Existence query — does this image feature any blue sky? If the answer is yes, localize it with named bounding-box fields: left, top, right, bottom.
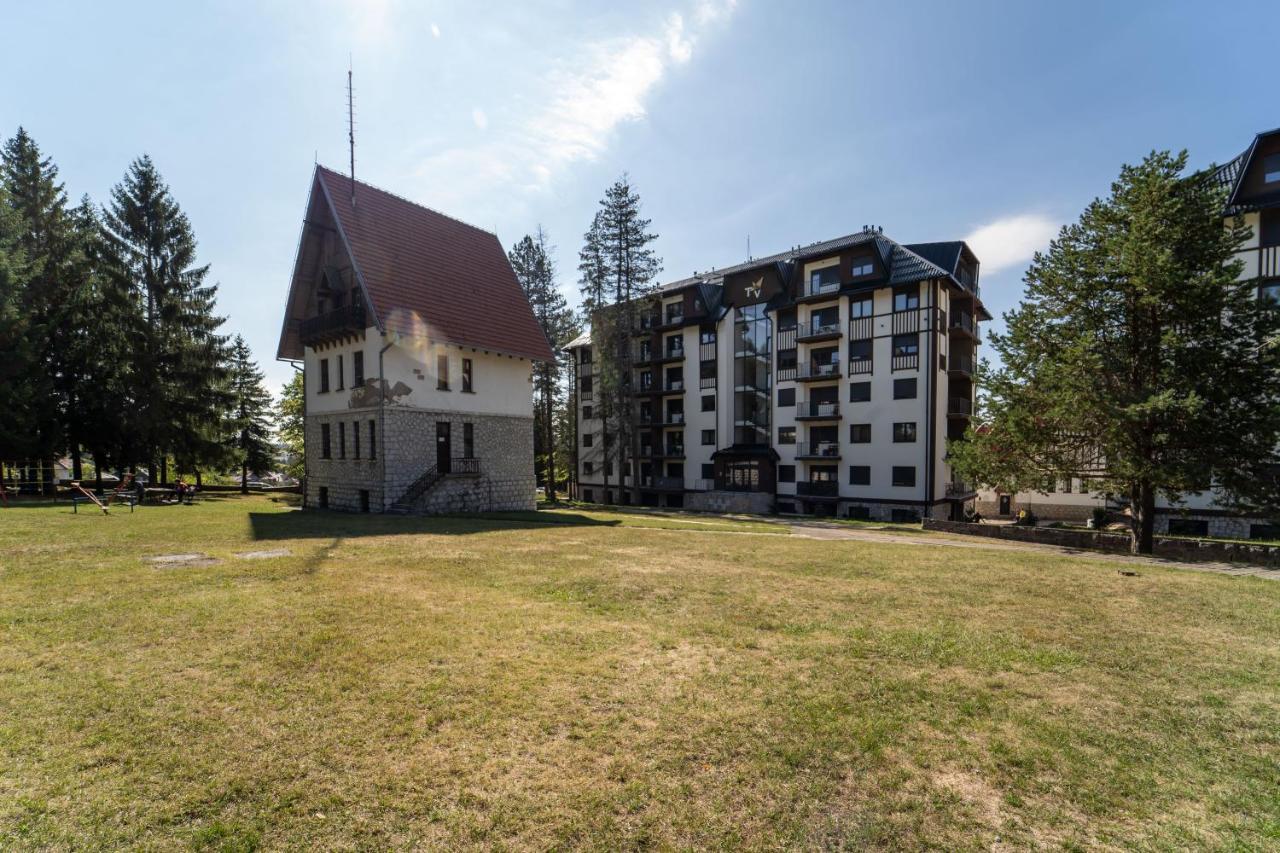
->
left=2, top=0, right=1275, bottom=394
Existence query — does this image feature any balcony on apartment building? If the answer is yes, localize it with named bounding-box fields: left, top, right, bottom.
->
left=796, top=275, right=842, bottom=305
left=796, top=480, right=839, bottom=498
left=634, top=309, right=660, bottom=334
left=661, top=377, right=685, bottom=394
left=945, top=480, right=976, bottom=498
left=299, top=303, right=366, bottom=346
left=795, top=359, right=841, bottom=382
left=634, top=343, right=654, bottom=363
left=948, top=352, right=976, bottom=378
left=947, top=396, right=974, bottom=417
left=656, top=442, right=686, bottom=459
left=795, top=441, right=841, bottom=460
left=641, top=474, right=685, bottom=491
left=796, top=316, right=842, bottom=344
left=795, top=400, right=842, bottom=421
left=659, top=340, right=686, bottom=362
left=950, top=311, right=979, bottom=341
left=661, top=410, right=685, bottom=427
left=656, top=305, right=685, bottom=330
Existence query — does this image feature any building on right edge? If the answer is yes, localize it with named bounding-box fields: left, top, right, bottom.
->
left=976, top=126, right=1280, bottom=539
left=567, top=227, right=989, bottom=522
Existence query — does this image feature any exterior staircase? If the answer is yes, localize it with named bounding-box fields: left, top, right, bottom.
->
left=386, top=458, right=483, bottom=514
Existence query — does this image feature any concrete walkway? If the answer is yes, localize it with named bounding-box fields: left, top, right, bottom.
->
left=787, top=521, right=1280, bottom=581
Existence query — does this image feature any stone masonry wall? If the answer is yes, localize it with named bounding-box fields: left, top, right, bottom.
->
left=685, top=490, right=774, bottom=515
left=383, top=407, right=535, bottom=514
left=305, top=410, right=384, bottom=512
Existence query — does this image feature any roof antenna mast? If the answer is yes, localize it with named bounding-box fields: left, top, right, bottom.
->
left=347, top=56, right=356, bottom=207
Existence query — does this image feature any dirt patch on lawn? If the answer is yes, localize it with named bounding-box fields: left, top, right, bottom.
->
left=147, top=553, right=219, bottom=568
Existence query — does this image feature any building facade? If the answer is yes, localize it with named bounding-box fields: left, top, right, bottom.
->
left=277, top=166, right=552, bottom=513
left=977, top=127, right=1280, bottom=539
left=568, top=229, right=989, bottom=521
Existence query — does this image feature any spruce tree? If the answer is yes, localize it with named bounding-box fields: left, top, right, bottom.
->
left=276, top=372, right=305, bottom=482
left=510, top=226, right=579, bottom=501
left=578, top=211, right=614, bottom=497
left=0, top=182, right=38, bottom=469
left=951, top=151, right=1280, bottom=553
left=100, top=155, right=227, bottom=483
left=225, top=335, right=274, bottom=493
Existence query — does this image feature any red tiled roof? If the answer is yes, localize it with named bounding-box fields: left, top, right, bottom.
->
left=315, top=165, right=553, bottom=362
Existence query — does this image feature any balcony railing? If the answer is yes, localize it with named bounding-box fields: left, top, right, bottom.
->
left=892, top=353, right=919, bottom=371
left=661, top=445, right=685, bottom=458
left=950, top=312, right=978, bottom=339
left=299, top=303, right=366, bottom=345
left=796, top=401, right=841, bottom=419
left=796, top=441, right=841, bottom=459
left=663, top=345, right=686, bottom=360
left=699, top=341, right=717, bottom=361
left=949, top=353, right=976, bottom=376
left=848, top=316, right=873, bottom=340
left=635, top=310, right=659, bottom=331
left=797, top=318, right=841, bottom=341
left=662, top=412, right=685, bottom=425
left=659, top=309, right=685, bottom=328
left=797, top=480, right=839, bottom=497
left=891, top=309, right=920, bottom=335
left=800, top=279, right=841, bottom=300
left=693, top=478, right=715, bottom=491
left=663, top=379, right=685, bottom=392
left=451, top=457, right=481, bottom=476
left=847, top=357, right=873, bottom=376
left=777, top=325, right=798, bottom=350
left=948, top=396, right=974, bottom=416
left=796, top=360, right=840, bottom=380
left=945, top=480, right=974, bottom=497
left=647, top=475, right=684, bottom=490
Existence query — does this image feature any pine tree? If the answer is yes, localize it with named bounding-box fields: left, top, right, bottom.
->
left=0, top=182, right=38, bottom=469
left=225, top=335, right=274, bottom=493
left=100, top=155, right=227, bottom=484
left=276, top=372, right=305, bottom=482
left=950, top=150, right=1280, bottom=554
left=510, top=226, right=579, bottom=502
left=595, top=175, right=662, bottom=505
left=578, top=211, right=614, bottom=498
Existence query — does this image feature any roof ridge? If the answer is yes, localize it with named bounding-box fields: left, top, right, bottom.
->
left=315, top=164, right=499, bottom=240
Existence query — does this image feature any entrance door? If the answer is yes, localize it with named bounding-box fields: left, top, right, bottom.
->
left=436, top=422, right=451, bottom=473
left=998, top=494, right=1011, bottom=515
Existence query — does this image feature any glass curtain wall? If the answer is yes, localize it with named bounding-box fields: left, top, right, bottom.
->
left=733, top=303, right=772, bottom=446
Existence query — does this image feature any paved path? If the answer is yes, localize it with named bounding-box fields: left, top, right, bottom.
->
left=787, top=521, right=1280, bottom=581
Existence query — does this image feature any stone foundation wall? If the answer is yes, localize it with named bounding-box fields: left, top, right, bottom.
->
left=305, top=410, right=383, bottom=512
left=383, top=407, right=535, bottom=514
left=685, top=490, right=774, bottom=515
left=975, top=498, right=1098, bottom=522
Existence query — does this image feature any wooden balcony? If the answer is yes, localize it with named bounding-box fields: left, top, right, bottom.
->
left=948, top=396, right=974, bottom=417
left=948, top=353, right=976, bottom=377
left=950, top=312, right=979, bottom=341
left=299, top=304, right=366, bottom=346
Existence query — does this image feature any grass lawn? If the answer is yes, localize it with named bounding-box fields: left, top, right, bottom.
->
left=1, top=496, right=1278, bottom=849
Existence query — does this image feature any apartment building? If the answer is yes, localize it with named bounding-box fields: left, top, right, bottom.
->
left=568, top=228, right=989, bottom=521
left=277, top=166, right=552, bottom=513
left=977, top=126, right=1280, bottom=538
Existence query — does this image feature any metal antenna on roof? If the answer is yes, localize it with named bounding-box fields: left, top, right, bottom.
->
left=747, top=234, right=751, bottom=261
left=347, top=56, right=356, bottom=207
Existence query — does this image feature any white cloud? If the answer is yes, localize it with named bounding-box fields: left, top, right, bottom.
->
left=964, top=214, right=1060, bottom=275
left=431, top=22, right=441, bottom=38
left=472, top=107, right=488, bottom=130
left=413, top=0, right=737, bottom=202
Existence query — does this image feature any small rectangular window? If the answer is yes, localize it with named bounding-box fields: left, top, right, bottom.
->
left=437, top=354, right=450, bottom=390
left=462, top=358, right=473, bottom=392
left=893, top=287, right=919, bottom=312
left=777, top=426, right=796, bottom=444
left=321, top=423, right=331, bottom=458
left=848, top=465, right=870, bottom=485
left=702, top=394, right=715, bottom=412
left=701, top=429, right=715, bottom=445
left=849, top=296, right=873, bottom=319
left=850, top=423, right=871, bottom=443
left=849, top=381, right=871, bottom=402
left=359, top=489, right=370, bottom=513
left=368, top=419, right=376, bottom=460
left=338, top=421, right=346, bottom=458
left=893, top=422, right=917, bottom=443
left=319, top=358, right=330, bottom=393
left=583, top=461, right=593, bottom=475
left=894, top=378, right=917, bottom=399
left=847, top=339, right=872, bottom=361
left=778, top=464, right=796, bottom=483
left=583, top=433, right=593, bottom=447
left=1265, top=153, right=1280, bottom=184
left=778, top=387, right=795, bottom=407
left=892, top=333, right=919, bottom=357
left=336, top=354, right=345, bottom=390
left=583, top=405, right=593, bottom=419
left=1261, top=209, right=1280, bottom=248
left=353, top=421, right=361, bottom=458
left=850, top=255, right=875, bottom=277
left=353, top=351, right=364, bottom=387
left=318, top=486, right=329, bottom=509
left=463, top=422, right=474, bottom=458
left=583, top=488, right=594, bottom=502
left=1168, top=518, right=1209, bottom=537
left=892, top=466, right=916, bottom=487
left=581, top=376, right=593, bottom=394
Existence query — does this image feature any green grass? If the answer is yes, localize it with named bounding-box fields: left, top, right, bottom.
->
left=1, top=496, right=1278, bottom=849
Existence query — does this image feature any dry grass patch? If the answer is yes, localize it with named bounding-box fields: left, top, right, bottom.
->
left=0, top=496, right=1277, bottom=849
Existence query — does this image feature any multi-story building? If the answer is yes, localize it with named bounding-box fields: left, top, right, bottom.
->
left=567, top=228, right=989, bottom=521
left=977, top=126, right=1280, bottom=538
left=277, top=166, right=552, bottom=513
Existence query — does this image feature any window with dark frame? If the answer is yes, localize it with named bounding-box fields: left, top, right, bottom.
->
left=581, top=376, right=592, bottom=394
left=1261, top=209, right=1280, bottom=247
left=701, top=462, right=714, bottom=479
left=892, top=333, right=919, bottom=357
left=778, top=464, right=796, bottom=483
left=462, top=358, right=473, bottom=392
left=336, top=354, right=345, bottom=390
left=321, top=423, right=331, bottom=458
left=893, top=422, right=918, bottom=443
left=893, top=287, right=919, bottom=312
left=849, top=381, right=871, bottom=402
left=338, top=422, right=346, bottom=458
left=463, top=422, right=474, bottom=458
left=778, top=387, right=795, bottom=407
left=353, top=421, right=360, bottom=458
left=701, top=429, right=715, bottom=445
left=701, top=394, right=715, bottom=412
left=849, top=296, right=873, bottom=318
left=850, top=423, right=871, bottom=443
left=848, top=465, right=870, bottom=485
left=1261, top=280, right=1280, bottom=303
left=437, top=353, right=449, bottom=390
left=850, top=256, right=874, bottom=277
left=319, top=358, right=330, bottom=393
left=892, top=465, right=916, bottom=487
left=583, top=405, right=593, bottom=419
left=778, top=426, right=796, bottom=444
left=368, top=419, right=376, bottom=460
left=353, top=351, right=364, bottom=386
left=583, top=432, right=593, bottom=447
left=1265, top=153, right=1280, bottom=184
left=894, top=378, right=917, bottom=399
left=583, top=461, right=593, bottom=475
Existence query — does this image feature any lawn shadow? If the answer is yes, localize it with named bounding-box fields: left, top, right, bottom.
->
left=247, top=509, right=620, bottom=541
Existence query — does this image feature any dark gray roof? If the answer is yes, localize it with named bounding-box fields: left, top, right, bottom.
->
left=657, top=229, right=951, bottom=294
left=902, top=241, right=965, bottom=276
left=1217, top=127, right=1280, bottom=215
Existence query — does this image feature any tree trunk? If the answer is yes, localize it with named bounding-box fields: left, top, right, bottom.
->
left=544, top=385, right=557, bottom=503
left=42, top=459, right=55, bottom=496
left=160, top=456, right=168, bottom=486
left=241, top=462, right=248, bottom=494
left=195, top=469, right=203, bottom=488
left=92, top=450, right=104, bottom=492
left=71, top=446, right=83, bottom=481
left=1131, top=481, right=1156, bottom=554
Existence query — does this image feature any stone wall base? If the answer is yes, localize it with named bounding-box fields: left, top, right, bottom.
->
left=684, top=490, right=774, bottom=515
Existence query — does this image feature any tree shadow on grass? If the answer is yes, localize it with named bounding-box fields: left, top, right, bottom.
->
left=247, top=509, right=621, bottom=541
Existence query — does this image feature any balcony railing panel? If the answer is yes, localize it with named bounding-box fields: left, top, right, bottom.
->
left=795, top=361, right=841, bottom=380
left=798, top=319, right=841, bottom=341
left=847, top=357, right=873, bottom=376
left=945, top=480, right=974, bottom=497
left=800, top=280, right=841, bottom=300
left=891, top=353, right=919, bottom=371
left=891, top=310, right=920, bottom=335
left=662, top=412, right=685, bottom=425
left=949, top=353, right=975, bottom=375
left=848, top=316, right=873, bottom=340
left=299, top=304, right=367, bottom=344
left=796, top=401, right=841, bottom=419
left=950, top=312, right=978, bottom=339
left=796, top=441, right=841, bottom=458
left=777, top=326, right=797, bottom=350
left=699, top=341, right=717, bottom=361
left=948, top=396, right=974, bottom=416
left=797, top=480, right=839, bottom=497
left=663, top=379, right=685, bottom=392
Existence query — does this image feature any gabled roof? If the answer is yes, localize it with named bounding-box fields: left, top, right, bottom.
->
left=902, top=241, right=965, bottom=275
left=278, top=166, right=553, bottom=362
left=1216, top=127, right=1280, bottom=216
